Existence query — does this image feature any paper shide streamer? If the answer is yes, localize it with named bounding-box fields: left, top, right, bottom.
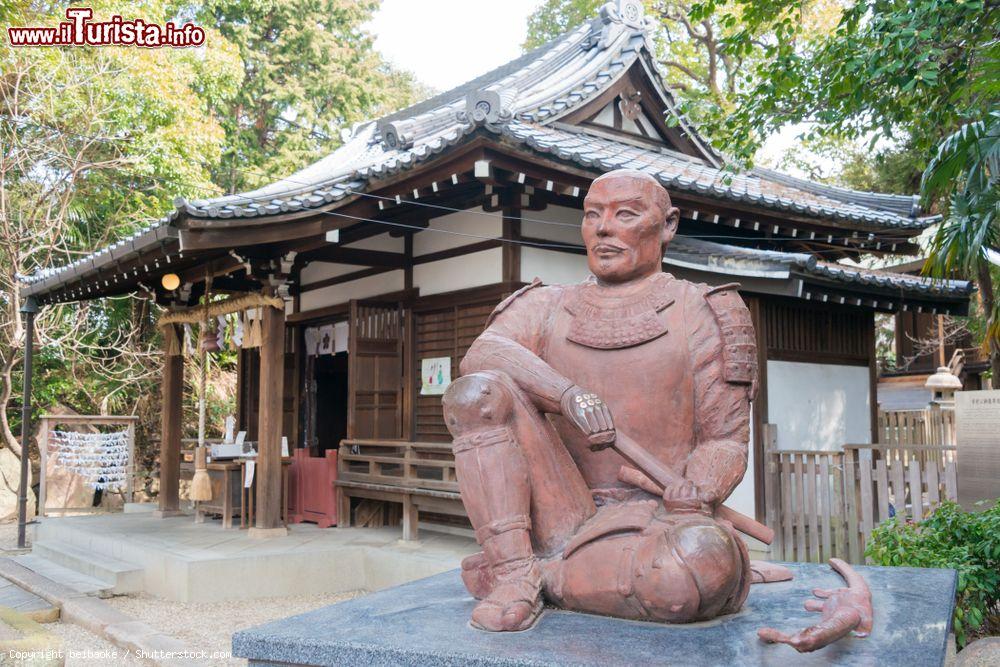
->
left=49, top=430, right=130, bottom=491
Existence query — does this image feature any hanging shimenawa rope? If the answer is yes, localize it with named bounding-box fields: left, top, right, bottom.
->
left=158, top=293, right=282, bottom=356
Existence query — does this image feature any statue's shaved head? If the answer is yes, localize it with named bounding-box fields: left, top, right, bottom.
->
left=591, top=169, right=672, bottom=220
left=582, top=169, right=681, bottom=285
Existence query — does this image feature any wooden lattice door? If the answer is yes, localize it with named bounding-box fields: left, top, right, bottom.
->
left=347, top=300, right=404, bottom=440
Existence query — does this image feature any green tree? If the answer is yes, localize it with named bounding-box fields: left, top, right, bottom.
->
left=923, top=110, right=1000, bottom=380
left=525, top=0, right=842, bottom=139
left=0, top=0, right=242, bottom=471
left=683, top=0, right=998, bottom=374
left=196, top=0, right=425, bottom=193
left=687, top=0, right=998, bottom=163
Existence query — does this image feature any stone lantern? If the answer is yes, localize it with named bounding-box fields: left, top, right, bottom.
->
left=925, top=366, right=962, bottom=407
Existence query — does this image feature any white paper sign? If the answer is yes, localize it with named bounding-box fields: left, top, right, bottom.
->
left=281, top=436, right=289, bottom=457
left=334, top=321, right=349, bottom=353
left=303, top=327, right=320, bottom=356
left=234, top=431, right=247, bottom=447
left=318, top=324, right=335, bottom=355
left=243, top=460, right=255, bottom=488
left=421, top=357, right=452, bottom=395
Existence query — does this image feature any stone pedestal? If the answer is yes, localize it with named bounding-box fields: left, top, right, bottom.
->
left=233, top=563, right=956, bottom=667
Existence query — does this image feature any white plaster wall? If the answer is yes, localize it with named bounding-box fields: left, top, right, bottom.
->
left=345, top=233, right=405, bottom=253
left=299, top=270, right=405, bottom=312
left=766, top=360, right=872, bottom=452
left=521, top=247, right=590, bottom=285
left=520, top=204, right=584, bottom=246
left=413, top=248, right=502, bottom=296
left=414, top=207, right=501, bottom=256
left=299, top=261, right=359, bottom=286
left=725, top=409, right=756, bottom=519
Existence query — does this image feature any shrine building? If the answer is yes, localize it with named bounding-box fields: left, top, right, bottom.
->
left=19, top=0, right=973, bottom=538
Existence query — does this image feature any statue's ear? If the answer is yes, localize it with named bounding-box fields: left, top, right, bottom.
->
left=662, top=206, right=680, bottom=245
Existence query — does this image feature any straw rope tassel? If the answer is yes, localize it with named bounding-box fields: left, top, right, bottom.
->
left=190, top=270, right=213, bottom=502
left=163, top=324, right=180, bottom=357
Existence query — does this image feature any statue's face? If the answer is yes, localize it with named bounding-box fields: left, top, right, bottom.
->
left=582, top=174, right=679, bottom=284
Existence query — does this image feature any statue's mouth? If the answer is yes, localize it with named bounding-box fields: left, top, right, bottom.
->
left=593, top=244, right=625, bottom=256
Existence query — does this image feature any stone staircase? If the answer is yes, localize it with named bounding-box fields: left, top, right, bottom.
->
left=12, top=541, right=143, bottom=597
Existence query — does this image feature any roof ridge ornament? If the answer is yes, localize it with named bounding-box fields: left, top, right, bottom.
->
left=586, top=0, right=648, bottom=50
left=457, top=88, right=518, bottom=129
left=377, top=119, right=416, bottom=151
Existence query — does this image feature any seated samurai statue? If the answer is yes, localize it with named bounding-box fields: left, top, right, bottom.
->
left=442, top=169, right=757, bottom=632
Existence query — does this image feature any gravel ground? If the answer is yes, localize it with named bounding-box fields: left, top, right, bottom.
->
left=32, top=622, right=150, bottom=666
left=0, top=519, right=29, bottom=552
left=107, top=590, right=363, bottom=666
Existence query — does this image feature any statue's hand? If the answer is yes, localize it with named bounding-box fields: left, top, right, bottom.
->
left=662, top=479, right=714, bottom=514
left=560, top=386, right=615, bottom=450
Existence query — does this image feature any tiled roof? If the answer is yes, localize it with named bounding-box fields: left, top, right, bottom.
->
left=19, top=1, right=944, bottom=295
left=665, top=237, right=972, bottom=299
left=174, top=3, right=932, bottom=229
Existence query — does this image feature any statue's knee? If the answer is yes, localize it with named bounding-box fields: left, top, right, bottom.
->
left=633, top=517, right=744, bottom=621
left=442, top=372, right=515, bottom=437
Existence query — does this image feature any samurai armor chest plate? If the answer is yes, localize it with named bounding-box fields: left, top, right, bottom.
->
left=564, top=273, right=675, bottom=350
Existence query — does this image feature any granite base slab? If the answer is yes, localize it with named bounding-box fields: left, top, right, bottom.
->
left=233, top=562, right=956, bottom=667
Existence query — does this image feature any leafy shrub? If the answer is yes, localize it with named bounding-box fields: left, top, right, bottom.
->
left=866, top=500, right=1000, bottom=648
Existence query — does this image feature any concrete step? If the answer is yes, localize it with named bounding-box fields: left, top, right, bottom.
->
left=30, top=542, right=142, bottom=595
left=0, top=575, right=59, bottom=623
left=11, top=554, right=113, bottom=598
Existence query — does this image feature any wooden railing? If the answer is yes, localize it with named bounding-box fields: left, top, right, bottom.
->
left=764, top=425, right=849, bottom=563
left=336, top=439, right=464, bottom=540
left=337, top=439, right=459, bottom=494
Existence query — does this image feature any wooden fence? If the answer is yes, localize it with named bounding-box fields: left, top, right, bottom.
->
left=765, top=413, right=958, bottom=564
left=842, top=443, right=958, bottom=563
left=764, top=425, right=848, bottom=562
left=878, top=407, right=955, bottom=447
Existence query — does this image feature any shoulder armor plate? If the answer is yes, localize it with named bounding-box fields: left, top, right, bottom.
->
left=486, top=278, right=544, bottom=327
left=704, top=283, right=756, bottom=388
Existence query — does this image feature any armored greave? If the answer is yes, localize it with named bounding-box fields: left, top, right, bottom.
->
left=443, top=370, right=595, bottom=555
left=444, top=370, right=614, bottom=631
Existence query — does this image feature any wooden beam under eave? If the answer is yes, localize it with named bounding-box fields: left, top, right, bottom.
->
left=298, top=246, right=407, bottom=268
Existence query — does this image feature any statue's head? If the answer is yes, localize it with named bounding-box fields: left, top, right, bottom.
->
left=581, top=169, right=680, bottom=284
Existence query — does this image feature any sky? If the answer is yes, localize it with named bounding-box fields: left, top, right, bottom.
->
left=367, top=0, right=815, bottom=176
left=369, top=0, right=540, bottom=93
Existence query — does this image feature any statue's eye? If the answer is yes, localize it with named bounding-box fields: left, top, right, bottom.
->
left=617, top=209, right=638, bottom=220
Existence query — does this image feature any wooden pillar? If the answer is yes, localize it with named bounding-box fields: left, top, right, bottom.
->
left=251, top=304, right=288, bottom=536
left=501, top=202, right=522, bottom=283
left=155, top=327, right=184, bottom=517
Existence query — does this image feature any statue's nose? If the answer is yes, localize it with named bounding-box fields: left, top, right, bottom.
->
left=595, top=214, right=612, bottom=236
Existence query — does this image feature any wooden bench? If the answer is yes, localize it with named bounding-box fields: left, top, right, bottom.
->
left=336, top=439, right=466, bottom=540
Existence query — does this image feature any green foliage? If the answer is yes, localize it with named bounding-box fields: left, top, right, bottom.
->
left=689, top=0, right=998, bottom=164
left=196, top=0, right=425, bottom=192
left=525, top=1, right=843, bottom=149
left=866, top=500, right=1000, bottom=647
left=922, top=110, right=1000, bottom=367
left=524, top=0, right=603, bottom=50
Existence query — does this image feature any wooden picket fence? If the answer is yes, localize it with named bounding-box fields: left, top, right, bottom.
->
left=842, top=443, right=958, bottom=563
left=764, top=418, right=958, bottom=564
left=878, top=407, right=955, bottom=447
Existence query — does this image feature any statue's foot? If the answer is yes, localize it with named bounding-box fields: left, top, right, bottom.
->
left=461, top=552, right=493, bottom=599
left=470, top=558, right=543, bottom=632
